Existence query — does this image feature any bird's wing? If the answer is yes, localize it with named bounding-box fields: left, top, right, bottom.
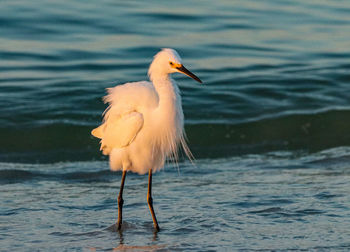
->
left=91, top=81, right=157, bottom=155
left=91, top=111, right=144, bottom=155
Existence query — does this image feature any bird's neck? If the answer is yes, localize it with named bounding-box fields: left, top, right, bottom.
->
left=150, top=74, right=181, bottom=115
left=150, top=74, right=184, bottom=148
left=150, top=73, right=177, bottom=99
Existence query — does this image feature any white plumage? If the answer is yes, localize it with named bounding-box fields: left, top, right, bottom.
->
left=92, top=48, right=201, bottom=175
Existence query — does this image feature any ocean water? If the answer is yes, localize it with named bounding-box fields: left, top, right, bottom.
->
left=1, top=0, right=350, bottom=250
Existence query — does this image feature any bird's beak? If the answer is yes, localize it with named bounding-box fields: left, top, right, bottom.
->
left=176, top=65, right=202, bottom=83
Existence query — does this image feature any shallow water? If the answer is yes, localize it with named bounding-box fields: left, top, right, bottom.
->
left=1, top=0, right=350, bottom=250
left=2, top=148, right=350, bottom=250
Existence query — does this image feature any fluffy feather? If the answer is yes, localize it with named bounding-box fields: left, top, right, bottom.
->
left=92, top=48, right=196, bottom=175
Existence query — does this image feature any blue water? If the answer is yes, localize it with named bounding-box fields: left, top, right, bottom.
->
left=1, top=0, right=350, bottom=250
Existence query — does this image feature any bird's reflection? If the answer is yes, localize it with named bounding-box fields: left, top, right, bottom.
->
left=107, top=222, right=160, bottom=244
left=118, top=228, right=124, bottom=245
left=88, top=222, right=166, bottom=251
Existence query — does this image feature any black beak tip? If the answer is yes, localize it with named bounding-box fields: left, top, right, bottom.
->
left=177, top=65, right=203, bottom=84
left=192, top=75, right=202, bottom=84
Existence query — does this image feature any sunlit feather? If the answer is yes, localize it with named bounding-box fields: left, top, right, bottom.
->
left=92, top=48, right=201, bottom=175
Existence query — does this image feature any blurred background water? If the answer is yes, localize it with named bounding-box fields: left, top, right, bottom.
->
left=1, top=0, right=350, bottom=250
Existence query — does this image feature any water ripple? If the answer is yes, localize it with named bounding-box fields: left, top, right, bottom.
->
left=1, top=0, right=350, bottom=250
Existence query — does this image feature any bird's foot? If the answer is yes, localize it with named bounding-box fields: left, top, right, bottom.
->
left=117, top=221, right=122, bottom=231
left=154, top=224, right=160, bottom=232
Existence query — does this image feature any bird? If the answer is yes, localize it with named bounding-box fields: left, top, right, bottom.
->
left=91, top=48, right=202, bottom=232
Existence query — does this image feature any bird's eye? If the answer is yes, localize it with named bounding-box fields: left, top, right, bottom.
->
left=169, top=62, right=174, bottom=66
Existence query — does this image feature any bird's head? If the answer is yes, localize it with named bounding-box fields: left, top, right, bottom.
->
left=148, top=48, right=202, bottom=83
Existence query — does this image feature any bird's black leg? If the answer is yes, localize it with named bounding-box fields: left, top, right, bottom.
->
left=147, top=169, right=160, bottom=232
left=117, top=170, right=127, bottom=230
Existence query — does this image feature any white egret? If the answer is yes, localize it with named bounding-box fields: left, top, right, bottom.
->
left=91, top=48, right=202, bottom=231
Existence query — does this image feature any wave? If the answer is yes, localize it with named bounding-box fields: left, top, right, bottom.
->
left=0, top=109, right=350, bottom=163
left=0, top=162, right=112, bottom=184
left=1, top=145, right=350, bottom=184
